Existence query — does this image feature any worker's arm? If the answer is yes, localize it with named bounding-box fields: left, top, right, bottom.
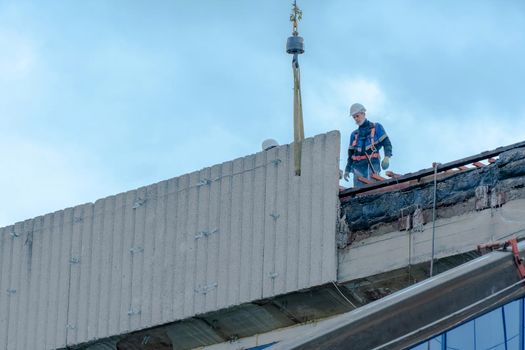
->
left=374, top=123, right=392, bottom=158
left=380, top=136, right=393, bottom=157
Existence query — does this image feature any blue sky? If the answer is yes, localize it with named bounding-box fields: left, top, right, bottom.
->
left=1, top=0, right=524, bottom=227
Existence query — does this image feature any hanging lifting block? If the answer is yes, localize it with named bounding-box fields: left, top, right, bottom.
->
left=488, top=158, right=497, bottom=164
left=286, top=35, right=305, bottom=54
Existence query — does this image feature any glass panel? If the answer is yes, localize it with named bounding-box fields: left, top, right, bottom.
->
left=410, top=341, right=429, bottom=350
left=409, top=297, right=525, bottom=350
left=447, top=319, right=475, bottom=349
left=504, top=301, right=520, bottom=348
left=475, top=307, right=505, bottom=348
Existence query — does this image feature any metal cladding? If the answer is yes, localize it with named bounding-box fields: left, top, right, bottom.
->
left=0, top=131, right=340, bottom=350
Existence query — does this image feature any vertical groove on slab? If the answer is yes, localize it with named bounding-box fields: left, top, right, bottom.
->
left=310, top=134, right=325, bottom=286
left=275, top=145, right=290, bottom=295
left=7, top=222, right=22, bottom=350
left=24, top=216, right=42, bottom=349
left=285, top=143, right=300, bottom=293
left=67, top=204, right=86, bottom=345
left=99, top=197, right=116, bottom=338
left=206, top=165, right=221, bottom=312
left=240, top=155, right=255, bottom=304
left=57, top=208, right=73, bottom=348
left=119, top=191, right=135, bottom=333
left=229, top=158, right=244, bottom=305
left=0, top=227, right=12, bottom=350
left=163, top=178, right=177, bottom=323
left=298, top=138, right=314, bottom=289
left=173, top=175, right=189, bottom=318
left=184, top=172, right=200, bottom=317
left=88, top=201, right=105, bottom=341
left=34, top=216, right=49, bottom=349
left=108, top=194, right=125, bottom=337
left=251, top=151, right=267, bottom=300
left=195, top=168, right=211, bottom=315
left=44, top=213, right=59, bottom=348
left=216, top=162, right=233, bottom=309
left=262, top=147, right=279, bottom=298
left=15, top=220, right=33, bottom=350
left=76, top=204, right=94, bottom=343
left=130, top=187, right=146, bottom=331
left=141, top=184, right=158, bottom=328
left=152, top=181, right=168, bottom=325
left=322, top=131, right=340, bottom=281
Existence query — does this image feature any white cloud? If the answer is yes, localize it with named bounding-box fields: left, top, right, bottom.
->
left=305, top=76, right=387, bottom=130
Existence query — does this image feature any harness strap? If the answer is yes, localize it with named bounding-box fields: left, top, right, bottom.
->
left=350, top=123, right=376, bottom=149
left=352, top=153, right=380, bottom=161
left=370, top=123, right=376, bottom=151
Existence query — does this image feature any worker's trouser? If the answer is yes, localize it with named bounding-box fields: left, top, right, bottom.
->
left=352, top=158, right=381, bottom=187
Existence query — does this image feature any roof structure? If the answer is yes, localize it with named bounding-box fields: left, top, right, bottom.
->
left=1, top=132, right=525, bottom=349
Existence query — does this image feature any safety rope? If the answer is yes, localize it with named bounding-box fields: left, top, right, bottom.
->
left=430, top=162, right=439, bottom=277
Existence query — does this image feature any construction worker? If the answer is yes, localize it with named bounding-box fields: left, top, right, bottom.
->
left=343, top=103, right=392, bottom=187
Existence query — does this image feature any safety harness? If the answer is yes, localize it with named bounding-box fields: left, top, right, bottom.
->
left=350, top=123, right=379, bottom=161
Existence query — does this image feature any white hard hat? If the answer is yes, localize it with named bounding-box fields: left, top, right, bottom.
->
left=349, top=103, right=366, bottom=117
left=262, top=139, right=279, bottom=151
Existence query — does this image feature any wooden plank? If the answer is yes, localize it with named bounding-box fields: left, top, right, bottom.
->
left=473, top=162, right=485, bottom=168
left=371, top=173, right=386, bottom=181
left=357, top=176, right=373, bottom=185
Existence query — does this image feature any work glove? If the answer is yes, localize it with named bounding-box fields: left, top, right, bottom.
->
left=343, top=171, right=350, bottom=182
left=381, top=156, right=390, bottom=170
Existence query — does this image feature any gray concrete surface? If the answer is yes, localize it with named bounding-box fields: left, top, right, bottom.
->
left=0, top=131, right=341, bottom=350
